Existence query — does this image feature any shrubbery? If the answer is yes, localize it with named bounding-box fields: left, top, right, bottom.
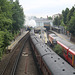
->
left=0, top=0, right=25, bottom=60
left=53, top=44, right=62, bottom=57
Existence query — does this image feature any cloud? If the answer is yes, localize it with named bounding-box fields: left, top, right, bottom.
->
left=19, top=0, right=75, bottom=17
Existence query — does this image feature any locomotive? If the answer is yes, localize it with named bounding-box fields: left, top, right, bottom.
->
left=49, top=33, right=75, bottom=67
left=29, top=32, right=75, bottom=75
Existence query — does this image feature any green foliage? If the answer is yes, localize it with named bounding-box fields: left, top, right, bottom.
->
left=61, top=21, right=67, bottom=29
left=0, top=31, right=5, bottom=60
left=61, top=6, right=75, bottom=36
left=68, top=12, right=75, bottom=35
left=62, top=8, right=69, bottom=24
left=48, top=16, right=52, bottom=20
left=53, top=16, right=59, bottom=25
left=67, top=7, right=75, bottom=24
left=0, top=0, right=13, bottom=32
left=53, top=44, right=62, bottom=56
left=3, top=31, right=13, bottom=48
left=0, top=31, right=13, bottom=59
left=0, top=0, right=25, bottom=60
left=53, top=15, right=62, bottom=26
left=12, top=1, right=25, bottom=33
left=0, top=0, right=13, bottom=56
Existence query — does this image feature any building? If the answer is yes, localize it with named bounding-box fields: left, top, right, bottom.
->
left=33, top=18, right=53, bottom=31
left=33, top=18, right=53, bottom=26
left=52, top=13, right=61, bottom=20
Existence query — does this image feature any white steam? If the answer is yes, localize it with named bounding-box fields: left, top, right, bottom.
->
left=29, top=19, right=36, bottom=27
left=25, top=17, right=36, bottom=27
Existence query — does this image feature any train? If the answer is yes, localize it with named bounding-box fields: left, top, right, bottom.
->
left=29, top=31, right=75, bottom=75
left=49, top=33, right=75, bottom=67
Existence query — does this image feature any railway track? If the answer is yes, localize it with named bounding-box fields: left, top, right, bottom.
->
left=15, top=40, right=39, bottom=75
left=1, top=32, right=29, bottom=75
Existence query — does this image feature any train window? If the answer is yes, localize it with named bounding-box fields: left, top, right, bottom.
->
left=68, top=52, right=72, bottom=59
left=64, top=49, right=67, bottom=55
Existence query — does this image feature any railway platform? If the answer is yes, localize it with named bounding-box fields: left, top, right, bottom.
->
left=7, top=31, right=29, bottom=52
left=50, top=30, right=75, bottom=44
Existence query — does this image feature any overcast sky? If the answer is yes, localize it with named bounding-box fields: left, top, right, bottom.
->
left=19, top=0, right=75, bottom=18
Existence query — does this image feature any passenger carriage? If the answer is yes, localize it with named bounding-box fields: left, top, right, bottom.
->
left=49, top=33, right=75, bottom=67
left=30, top=32, right=75, bottom=75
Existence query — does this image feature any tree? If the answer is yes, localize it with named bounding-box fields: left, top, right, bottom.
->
left=68, top=12, right=75, bottom=35
left=0, top=0, right=13, bottom=31
left=0, top=31, right=5, bottom=60
left=67, top=7, right=75, bottom=24
left=53, top=16, right=59, bottom=25
left=12, top=1, right=25, bottom=34
left=0, top=0, right=25, bottom=60
left=48, top=16, right=52, bottom=20
left=62, top=8, right=69, bottom=24
left=53, top=15, right=62, bottom=26
left=3, top=31, right=13, bottom=50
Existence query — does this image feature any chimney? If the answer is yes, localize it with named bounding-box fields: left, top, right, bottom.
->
left=47, top=15, right=48, bottom=19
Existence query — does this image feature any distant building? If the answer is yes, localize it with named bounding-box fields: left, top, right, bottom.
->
left=52, top=13, right=61, bottom=20
left=33, top=18, right=53, bottom=26
left=33, top=17, right=53, bottom=31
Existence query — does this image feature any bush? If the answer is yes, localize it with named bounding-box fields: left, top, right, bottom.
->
left=0, top=31, right=5, bottom=60
left=0, top=31, right=13, bottom=60
left=53, top=44, right=62, bottom=56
